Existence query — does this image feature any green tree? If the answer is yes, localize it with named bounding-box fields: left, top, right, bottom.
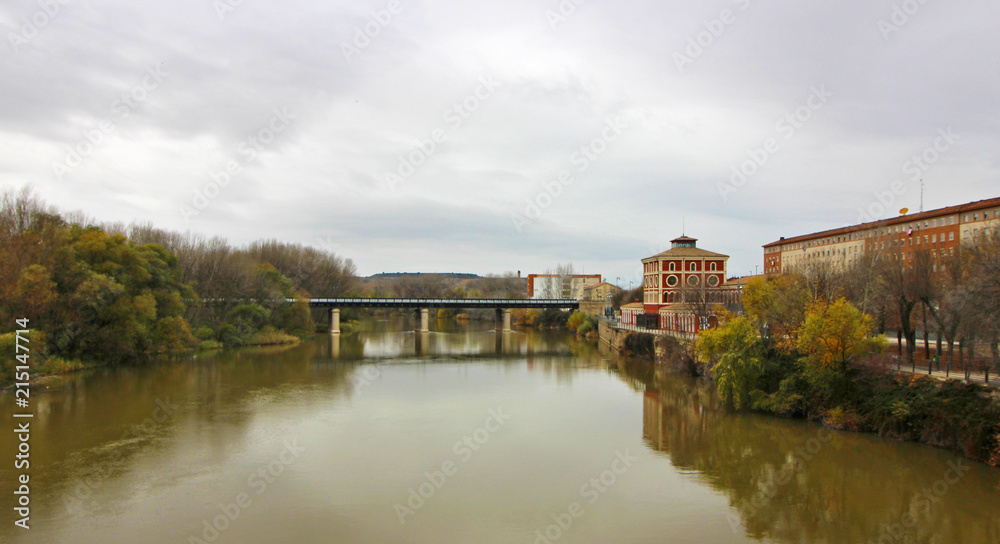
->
left=697, top=316, right=766, bottom=409
left=281, top=295, right=315, bottom=337
left=223, top=303, right=271, bottom=346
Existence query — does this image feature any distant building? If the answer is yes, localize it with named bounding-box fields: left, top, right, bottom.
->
left=581, top=281, right=622, bottom=302
left=763, top=197, right=1000, bottom=274
left=580, top=282, right=623, bottom=317
left=636, top=236, right=744, bottom=334
left=526, top=274, right=601, bottom=300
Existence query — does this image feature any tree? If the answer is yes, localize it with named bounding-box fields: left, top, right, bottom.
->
left=742, top=274, right=811, bottom=351
left=541, top=263, right=576, bottom=299
left=697, top=316, right=766, bottom=409
left=796, top=298, right=886, bottom=374
left=878, top=246, right=929, bottom=367
left=965, top=226, right=1000, bottom=372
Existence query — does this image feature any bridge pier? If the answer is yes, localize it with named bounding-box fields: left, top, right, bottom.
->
left=329, top=308, right=340, bottom=334
left=330, top=334, right=340, bottom=358
left=416, top=308, right=429, bottom=333
left=415, top=331, right=429, bottom=355
left=495, top=308, right=512, bottom=332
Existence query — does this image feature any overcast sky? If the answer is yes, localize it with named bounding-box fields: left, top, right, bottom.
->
left=2, top=0, right=998, bottom=285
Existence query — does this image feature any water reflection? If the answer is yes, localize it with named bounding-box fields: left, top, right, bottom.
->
left=1, top=320, right=998, bottom=544
left=615, top=357, right=1000, bottom=544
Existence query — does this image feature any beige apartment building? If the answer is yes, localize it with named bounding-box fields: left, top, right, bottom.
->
left=763, top=197, right=1000, bottom=274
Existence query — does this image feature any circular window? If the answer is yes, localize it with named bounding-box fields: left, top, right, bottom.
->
left=687, top=275, right=700, bottom=287
left=707, top=275, right=720, bottom=287
left=666, top=275, right=678, bottom=287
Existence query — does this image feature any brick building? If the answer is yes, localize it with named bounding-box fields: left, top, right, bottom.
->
left=763, top=197, right=1000, bottom=274
left=621, top=236, right=744, bottom=333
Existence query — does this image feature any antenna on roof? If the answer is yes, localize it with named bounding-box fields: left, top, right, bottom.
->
left=920, top=179, right=924, bottom=213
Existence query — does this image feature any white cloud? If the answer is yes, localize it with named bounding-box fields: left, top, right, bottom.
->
left=1, top=0, right=998, bottom=283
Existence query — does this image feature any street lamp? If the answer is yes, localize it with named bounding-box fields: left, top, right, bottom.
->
left=629, top=280, right=633, bottom=290
left=616, top=276, right=620, bottom=288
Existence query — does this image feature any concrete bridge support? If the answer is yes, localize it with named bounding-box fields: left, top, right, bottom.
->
left=330, top=308, right=340, bottom=334
left=416, top=308, right=430, bottom=333
left=495, top=308, right=512, bottom=332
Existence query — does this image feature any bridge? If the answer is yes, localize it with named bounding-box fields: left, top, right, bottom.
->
left=307, top=298, right=579, bottom=334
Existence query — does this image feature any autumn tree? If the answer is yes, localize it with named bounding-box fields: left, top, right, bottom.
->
left=796, top=298, right=887, bottom=374
left=742, top=274, right=811, bottom=351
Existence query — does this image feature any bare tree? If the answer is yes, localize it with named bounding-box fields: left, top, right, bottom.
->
left=541, top=263, right=576, bottom=299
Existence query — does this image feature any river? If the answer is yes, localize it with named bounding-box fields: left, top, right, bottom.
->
left=1, top=319, right=998, bottom=544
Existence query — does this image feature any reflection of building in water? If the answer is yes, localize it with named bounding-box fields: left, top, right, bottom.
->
left=642, top=391, right=668, bottom=452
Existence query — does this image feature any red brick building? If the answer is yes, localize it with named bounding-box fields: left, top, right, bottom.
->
left=622, top=236, right=744, bottom=333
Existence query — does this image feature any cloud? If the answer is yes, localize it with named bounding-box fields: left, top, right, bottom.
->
left=1, top=0, right=998, bottom=283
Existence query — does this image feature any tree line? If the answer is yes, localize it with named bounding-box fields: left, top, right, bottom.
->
left=0, top=188, right=358, bottom=384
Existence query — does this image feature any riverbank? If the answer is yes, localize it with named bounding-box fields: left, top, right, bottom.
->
left=598, top=320, right=1000, bottom=467
left=0, top=331, right=302, bottom=390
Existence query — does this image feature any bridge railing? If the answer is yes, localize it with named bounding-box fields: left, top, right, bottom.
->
left=306, top=298, right=580, bottom=308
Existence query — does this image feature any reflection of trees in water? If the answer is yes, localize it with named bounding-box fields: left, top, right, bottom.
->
left=615, top=358, right=1000, bottom=544
left=0, top=340, right=365, bottom=527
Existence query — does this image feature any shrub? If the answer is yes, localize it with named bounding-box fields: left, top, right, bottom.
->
left=623, top=332, right=655, bottom=357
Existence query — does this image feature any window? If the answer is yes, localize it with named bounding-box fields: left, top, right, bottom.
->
left=689, top=262, right=697, bottom=271
left=687, top=276, right=700, bottom=287
left=932, top=219, right=937, bottom=227
left=707, top=275, right=720, bottom=287
left=668, top=262, right=675, bottom=271
left=932, top=234, right=937, bottom=243
left=666, top=275, right=678, bottom=287
left=949, top=232, right=954, bottom=241
left=710, top=262, right=717, bottom=271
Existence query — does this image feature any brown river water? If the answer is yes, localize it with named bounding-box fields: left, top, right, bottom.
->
left=1, top=319, right=998, bottom=544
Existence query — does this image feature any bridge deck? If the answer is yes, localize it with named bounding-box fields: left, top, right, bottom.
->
left=307, top=298, right=579, bottom=309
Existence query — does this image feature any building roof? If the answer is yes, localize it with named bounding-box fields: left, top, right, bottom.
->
left=621, top=302, right=645, bottom=309
left=644, top=247, right=728, bottom=260
left=643, top=234, right=729, bottom=260
left=723, top=274, right=763, bottom=287
left=763, top=196, right=1000, bottom=248
left=583, top=281, right=620, bottom=291
left=526, top=274, right=602, bottom=279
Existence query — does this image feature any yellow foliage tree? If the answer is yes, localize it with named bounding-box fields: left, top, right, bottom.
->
left=742, top=274, right=811, bottom=352
left=796, top=298, right=887, bottom=373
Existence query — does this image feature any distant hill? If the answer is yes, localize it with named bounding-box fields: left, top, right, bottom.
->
left=367, top=272, right=481, bottom=280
